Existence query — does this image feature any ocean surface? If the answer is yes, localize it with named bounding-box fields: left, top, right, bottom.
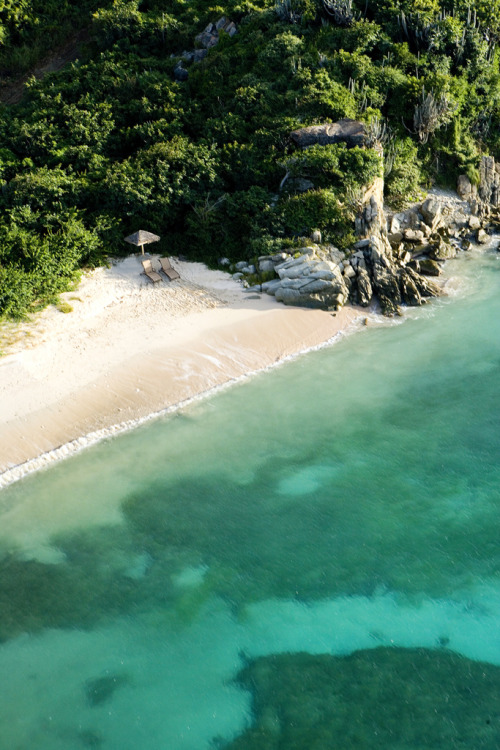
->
left=1, top=245, right=500, bottom=749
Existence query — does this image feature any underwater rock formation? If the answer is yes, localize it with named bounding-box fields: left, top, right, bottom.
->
left=223, top=647, right=500, bottom=749
left=85, top=673, right=130, bottom=707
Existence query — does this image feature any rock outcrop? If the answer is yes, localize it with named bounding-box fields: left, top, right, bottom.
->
left=457, top=155, right=500, bottom=222
left=195, top=17, right=237, bottom=49
left=173, top=17, right=237, bottom=80
left=232, top=120, right=491, bottom=318
left=246, top=235, right=442, bottom=316
left=352, top=235, right=442, bottom=315
left=290, top=119, right=365, bottom=149
left=234, top=187, right=479, bottom=315
left=257, top=246, right=349, bottom=310
left=355, top=176, right=385, bottom=237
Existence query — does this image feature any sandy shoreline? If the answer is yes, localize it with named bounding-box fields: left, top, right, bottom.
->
left=0, top=255, right=364, bottom=487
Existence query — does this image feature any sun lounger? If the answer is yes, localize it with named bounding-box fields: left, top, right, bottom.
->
left=142, top=259, right=162, bottom=284
left=159, top=257, right=180, bottom=281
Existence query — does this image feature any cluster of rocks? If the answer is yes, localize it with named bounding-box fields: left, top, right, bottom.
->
left=242, top=235, right=442, bottom=316
left=174, top=17, right=237, bottom=81
left=231, top=186, right=493, bottom=316
left=386, top=193, right=489, bottom=264
left=228, top=119, right=498, bottom=316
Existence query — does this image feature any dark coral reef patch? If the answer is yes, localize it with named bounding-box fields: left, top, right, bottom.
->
left=223, top=647, right=500, bottom=749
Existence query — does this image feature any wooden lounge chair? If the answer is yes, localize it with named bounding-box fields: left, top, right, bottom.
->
left=142, top=259, right=162, bottom=284
left=159, top=257, right=180, bottom=281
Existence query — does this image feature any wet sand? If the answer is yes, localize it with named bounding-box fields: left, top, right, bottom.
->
left=0, top=255, right=363, bottom=487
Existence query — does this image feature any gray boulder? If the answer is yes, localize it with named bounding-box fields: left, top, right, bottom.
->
left=404, top=266, right=442, bottom=300
left=420, top=197, right=443, bottom=231
left=270, top=249, right=349, bottom=310
left=290, top=119, right=365, bottom=149
left=404, top=229, right=425, bottom=242
left=174, top=64, right=188, bottom=81
left=457, top=174, right=474, bottom=202
left=477, top=228, right=490, bottom=244
left=356, top=266, right=373, bottom=307
left=429, top=233, right=457, bottom=261
left=275, top=287, right=302, bottom=305
left=261, top=279, right=282, bottom=294
left=388, top=232, right=404, bottom=245
left=399, top=269, right=422, bottom=306
left=372, top=265, right=402, bottom=316
left=418, top=258, right=442, bottom=276
left=258, top=259, right=276, bottom=273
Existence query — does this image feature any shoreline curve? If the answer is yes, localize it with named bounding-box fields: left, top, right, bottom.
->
left=0, top=256, right=365, bottom=488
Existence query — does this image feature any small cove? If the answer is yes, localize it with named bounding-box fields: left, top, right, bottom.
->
left=0, top=246, right=500, bottom=748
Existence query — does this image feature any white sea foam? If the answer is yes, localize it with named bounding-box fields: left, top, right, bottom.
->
left=0, top=328, right=355, bottom=491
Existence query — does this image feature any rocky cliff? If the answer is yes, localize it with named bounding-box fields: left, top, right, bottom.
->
left=232, top=122, right=492, bottom=316
left=457, top=155, right=500, bottom=225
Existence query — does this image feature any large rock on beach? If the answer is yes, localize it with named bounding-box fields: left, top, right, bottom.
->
left=236, top=186, right=464, bottom=317
left=242, top=231, right=444, bottom=316
left=420, top=197, right=444, bottom=232
left=370, top=265, right=402, bottom=317
left=477, top=228, right=490, bottom=244
left=272, top=248, right=349, bottom=309
left=429, top=237, right=457, bottom=261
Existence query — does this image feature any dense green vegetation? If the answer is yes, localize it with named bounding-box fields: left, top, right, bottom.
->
left=1, top=0, right=500, bottom=317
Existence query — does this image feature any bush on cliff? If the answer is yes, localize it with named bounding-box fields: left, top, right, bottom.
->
left=1, top=0, right=500, bottom=317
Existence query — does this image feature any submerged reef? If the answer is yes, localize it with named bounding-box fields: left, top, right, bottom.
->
left=85, top=673, right=130, bottom=707
left=223, top=648, right=500, bottom=749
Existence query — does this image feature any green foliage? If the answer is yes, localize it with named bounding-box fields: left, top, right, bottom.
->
left=282, top=143, right=381, bottom=191
left=385, top=138, right=424, bottom=208
left=273, top=189, right=356, bottom=249
left=294, top=68, right=357, bottom=119
left=1, top=0, right=500, bottom=317
left=0, top=0, right=114, bottom=76
left=0, top=206, right=104, bottom=318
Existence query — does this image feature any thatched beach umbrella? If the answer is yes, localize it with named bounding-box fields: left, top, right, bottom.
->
left=124, top=229, right=160, bottom=256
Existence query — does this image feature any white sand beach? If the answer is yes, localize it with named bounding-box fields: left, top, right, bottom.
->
left=0, top=254, right=363, bottom=486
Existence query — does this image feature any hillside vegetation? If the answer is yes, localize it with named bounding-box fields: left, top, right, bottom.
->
left=1, top=0, right=500, bottom=318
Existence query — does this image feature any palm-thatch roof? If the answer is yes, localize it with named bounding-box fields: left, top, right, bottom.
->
left=124, top=230, right=160, bottom=246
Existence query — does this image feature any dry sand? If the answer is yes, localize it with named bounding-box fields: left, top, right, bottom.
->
left=0, top=255, right=363, bottom=487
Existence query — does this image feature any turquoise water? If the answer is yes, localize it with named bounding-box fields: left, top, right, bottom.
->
left=1, top=248, right=500, bottom=748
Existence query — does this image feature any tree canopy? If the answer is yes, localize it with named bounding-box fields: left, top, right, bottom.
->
left=0, top=0, right=498, bottom=317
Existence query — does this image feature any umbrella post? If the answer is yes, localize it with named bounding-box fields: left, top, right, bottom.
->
left=124, top=230, right=161, bottom=257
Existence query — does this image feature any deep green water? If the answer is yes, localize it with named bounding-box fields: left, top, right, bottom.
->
left=1, top=248, right=500, bottom=749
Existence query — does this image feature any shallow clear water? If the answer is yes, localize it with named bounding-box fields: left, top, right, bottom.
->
left=1, top=249, right=500, bottom=749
